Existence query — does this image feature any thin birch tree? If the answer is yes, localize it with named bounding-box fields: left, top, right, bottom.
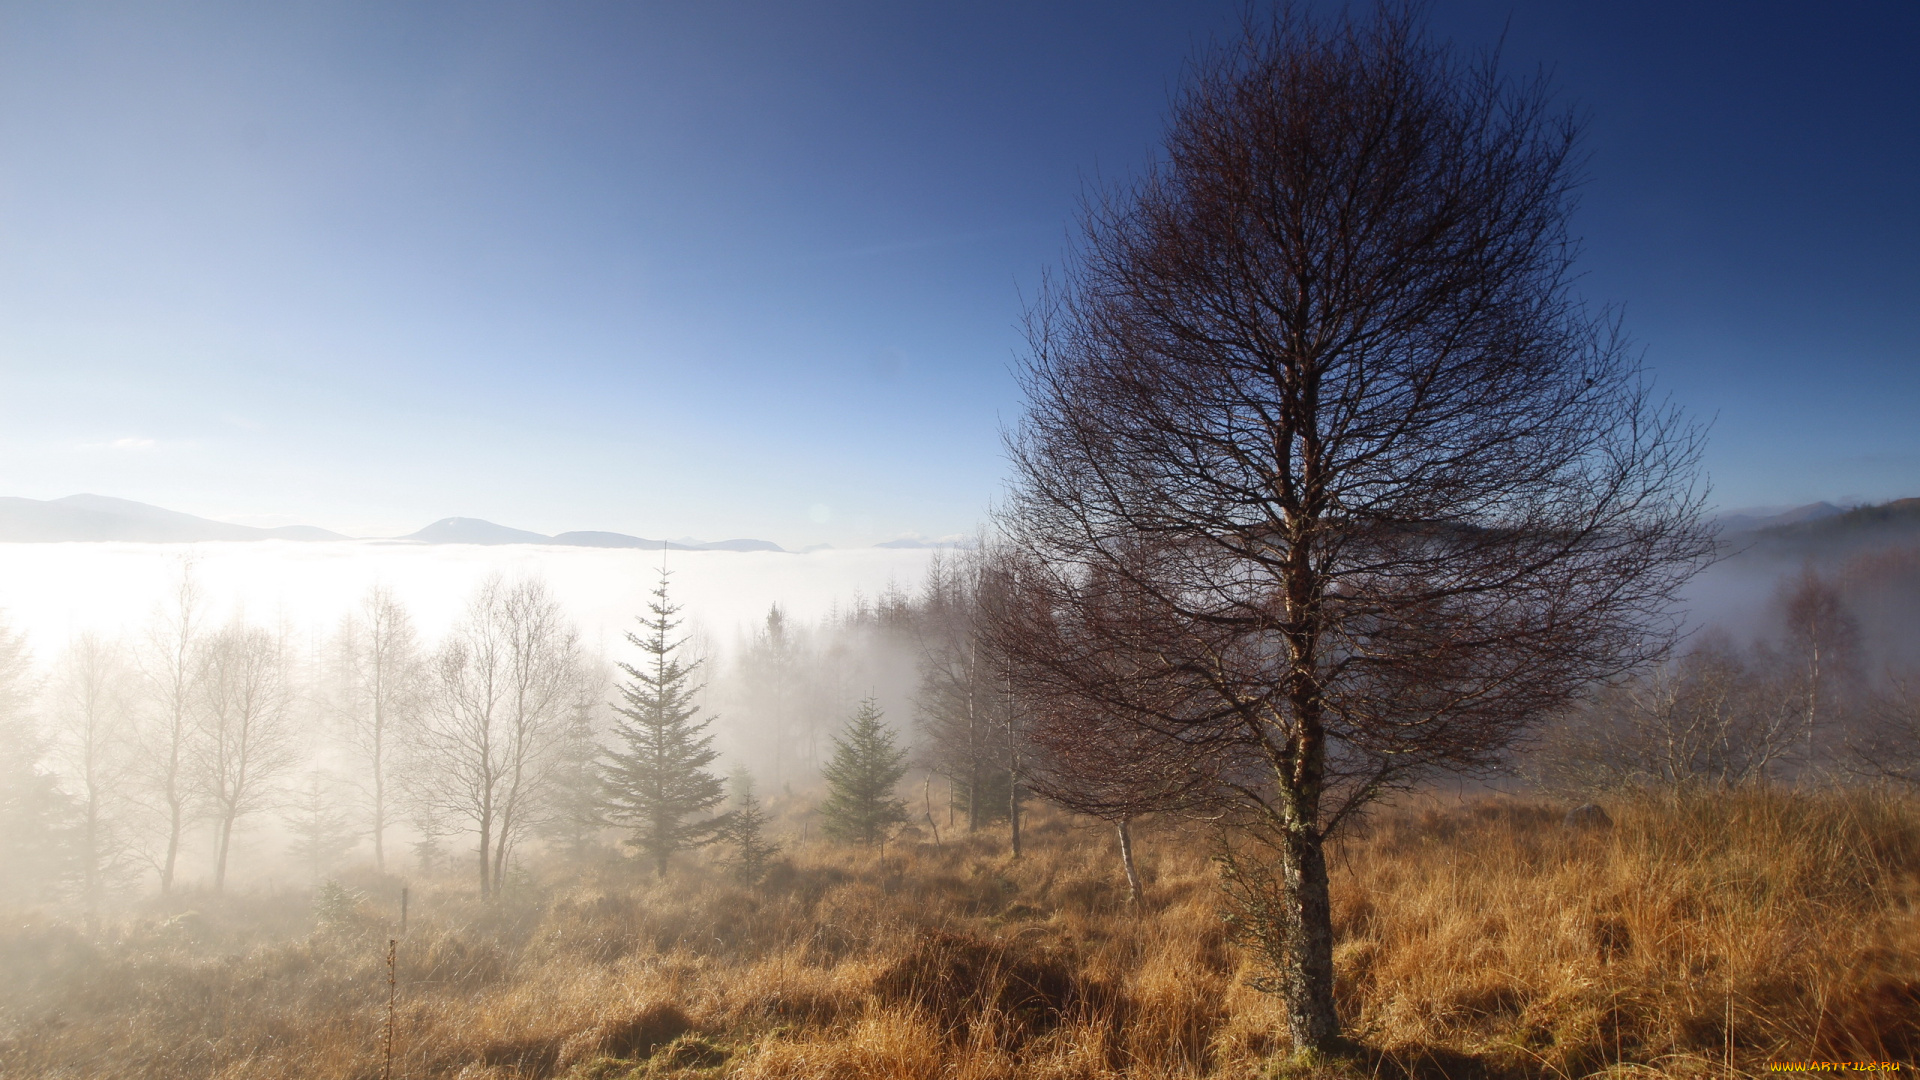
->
left=195, top=621, right=299, bottom=893
left=138, top=563, right=201, bottom=895
left=49, top=632, right=134, bottom=912
left=410, top=577, right=579, bottom=898
left=333, top=585, right=422, bottom=873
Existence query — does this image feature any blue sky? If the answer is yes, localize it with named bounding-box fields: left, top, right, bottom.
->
left=0, top=1, right=1913, bottom=546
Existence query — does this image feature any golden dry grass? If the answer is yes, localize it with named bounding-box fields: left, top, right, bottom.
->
left=1, top=789, right=1916, bottom=1079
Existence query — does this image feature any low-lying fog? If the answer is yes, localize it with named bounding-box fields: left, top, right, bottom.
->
left=0, top=540, right=941, bottom=660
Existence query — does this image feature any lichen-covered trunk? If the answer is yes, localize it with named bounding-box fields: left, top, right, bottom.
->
left=1278, top=818, right=1339, bottom=1051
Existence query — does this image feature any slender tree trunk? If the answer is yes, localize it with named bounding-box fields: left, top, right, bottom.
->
left=161, top=787, right=183, bottom=895
left=966, top=762, right=982, bottom=832
left=160, top=719, right=185, bottom=895
left=163, top=791, right=183, bottom=891
left=492, top=819, right=511, bottom=895
left=82, top=800, right=100, bottom=914
left=923, top=775, right=941, bottom=847
left=1116, top=818, right=1143, bottom=905
left=372, top=723, right=386, bottom=874
left=1008, top=780, right=1021, bottom=856
left=214, top=812, right=236, bottom=894
left=477, top=815, right=492, bottom=900
left=1006, top=670, right=1021, bottom=857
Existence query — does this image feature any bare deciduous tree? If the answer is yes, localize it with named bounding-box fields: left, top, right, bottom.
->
left=993, top=6, right=1710, bottom=1052
left=1769, top=565, right=1861, bottom=776
left=49, top=632, right=135, bottom=912
left=409, top=577, right=580, bottom=898
left=195, top=621, right=299, bottom=893
left=1849, top=673, right=1920, bottom=787
left=137, top=562, right=202, bottom=895
left=0, top=612, right=72, bottom=905
left=332, top=585, right=422, bottom=873
left=914, top=549, right=1016, bottom=836
left=1533, top=631, right=1798, bottom=793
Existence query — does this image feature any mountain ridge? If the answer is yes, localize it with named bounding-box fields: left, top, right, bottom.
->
left=0, top=496, right=786, bottom=551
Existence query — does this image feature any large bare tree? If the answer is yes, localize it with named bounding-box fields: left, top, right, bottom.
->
left=410, top=576, right=580, bottom=898
left=994, top=6, right=1710, bottom=1053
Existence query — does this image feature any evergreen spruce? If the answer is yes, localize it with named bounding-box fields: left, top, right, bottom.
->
left=601, top=571, right=730, bottom=876
left=722, top=767, right=779, bottom=882
left=818, top=698, right=909, bottom=845
left=539, top=693, right=607, bottom=857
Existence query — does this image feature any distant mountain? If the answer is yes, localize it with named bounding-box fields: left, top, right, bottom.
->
left=1715, top=501, right=1845, bottom=534
left=402, top=518, right=554, bottom=545
left=550, top=530, right=687, bottom=550
left=695, top=538, right=786, bottom=552
left=875, top=537, right=975, bottom=550
left=1739, top=498, right=1920, bottom=559
left=0, top=495, right=783, bottom=552
left=400, top=517, right=785, bottom=552
left=0, top=494, right=349, bottom=542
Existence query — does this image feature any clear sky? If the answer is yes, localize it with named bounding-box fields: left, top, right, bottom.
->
left=0, top=1, right=1913, bottom=547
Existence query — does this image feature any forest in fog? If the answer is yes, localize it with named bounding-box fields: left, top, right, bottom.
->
left=5, top=517, right=1920, bottom=913
left=0, top=547, right=1052, bottom=907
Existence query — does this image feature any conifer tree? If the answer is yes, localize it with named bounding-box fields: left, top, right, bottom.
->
left=539, top=692, right=607, bottom=857
left=818, top=698, right=909, bottom=845
left=722, top=767, right=779, bottom=882
left=601, top=570, right=730, bottom=876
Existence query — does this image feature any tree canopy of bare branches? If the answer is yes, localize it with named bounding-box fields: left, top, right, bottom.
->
left=49, top=632, right=135, bottom=911
left=136, top=562, right=201, bottom=895
left=194, top=621, right=299, bottom=893
left=408, top=577, right=581, bottom=898
left=993, top=5, right=1710, bottom=1052
left=331, top=585, right=423, bottom=873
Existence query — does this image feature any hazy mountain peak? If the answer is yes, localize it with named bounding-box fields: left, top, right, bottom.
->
left=1715, top=501, right=1845, bottom=534
left=0, top=494, right=349, bottom=542
left=401, top=518, right=553, bottom=545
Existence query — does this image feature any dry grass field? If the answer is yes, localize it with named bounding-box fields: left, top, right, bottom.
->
left=2, top=790, right=1917, bottom=1079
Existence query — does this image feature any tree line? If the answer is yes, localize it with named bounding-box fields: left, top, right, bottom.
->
left=0, top=557, right=1012, bottom=909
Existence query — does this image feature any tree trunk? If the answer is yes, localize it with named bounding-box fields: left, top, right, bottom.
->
left=492, top=824, right=511, bottom=895
left=477, top=816, right=492, bottom=900
left=1279, top=824, right=1340, bottom=1053
left=82, top=800, right=99, bottom=913
left=1116, top=818, right=1143, bottom=905
left=214, top=812, right=235, bottom=894
left=1008, top=779, right=1022, bottom=856
left=372, top=728, right=386, bottom=874
left=161, top=795, right=183, bottom=895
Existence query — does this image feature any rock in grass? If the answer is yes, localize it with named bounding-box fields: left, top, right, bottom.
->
left=1563, top=803, right=1613, bottom=830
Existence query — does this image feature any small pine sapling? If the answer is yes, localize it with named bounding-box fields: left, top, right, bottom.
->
left=723, top=768, right=779, bottom=882
left=818, top=698, right=909, bottom=845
